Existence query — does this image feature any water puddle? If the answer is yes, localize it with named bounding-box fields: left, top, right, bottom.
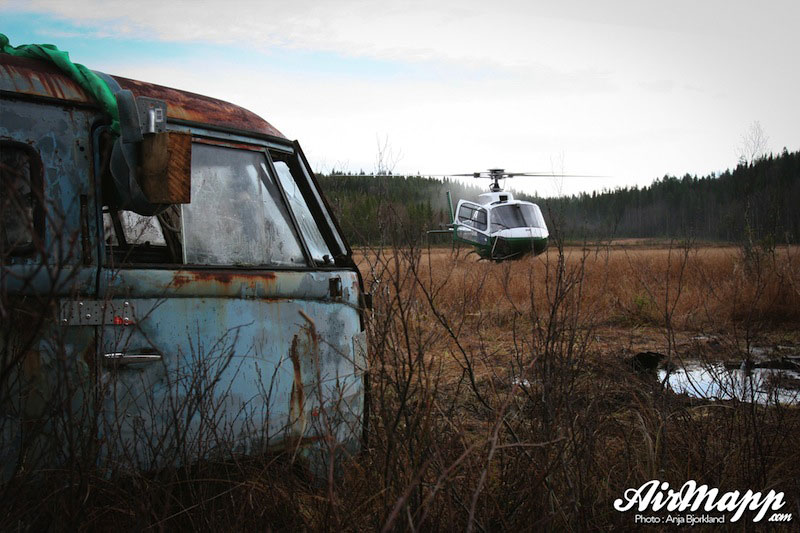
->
left=659, top=362, right=800, bottom=405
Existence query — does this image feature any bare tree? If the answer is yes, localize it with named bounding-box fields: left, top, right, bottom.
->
left=738, top=120, right=769, bottom=165
left=374, top=134, right=402, bottom=176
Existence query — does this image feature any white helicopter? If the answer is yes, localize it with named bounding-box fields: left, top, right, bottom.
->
left=432, top=169, right=570, bottom=261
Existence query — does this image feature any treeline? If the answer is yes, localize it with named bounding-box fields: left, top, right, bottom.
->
left=548, top=148, right=800, bottom=243
left=315, top=173, right=486, bottom=244
left=316, top=148, right=800, bottom=245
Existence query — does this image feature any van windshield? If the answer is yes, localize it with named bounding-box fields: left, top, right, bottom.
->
left=490, top=204, right=546, bottom=232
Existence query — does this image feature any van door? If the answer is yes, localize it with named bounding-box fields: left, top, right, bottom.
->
left=97, top=140, right=365, bottom=469
left=1, top=103, right=101, bottom=476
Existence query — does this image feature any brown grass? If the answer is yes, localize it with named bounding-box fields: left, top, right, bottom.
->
left=346, top=242, right=800, bottom=530
left=4, top=242, right=800, bottom=530
left=356, top=243, right=800, bottom=349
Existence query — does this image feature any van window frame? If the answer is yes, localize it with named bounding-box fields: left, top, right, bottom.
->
left=181, top=139, right=311, bottom=267
left=97, top=122, right=354, bottom=270
left=166, top=136, right=351, bottom=268
left=102, top=207, right=178, bottom=265
left=0, top=140, right=45, bottom=259
left=98, top=134, right=326, bottom=269
left=266, top=149, right=346, bottom=265
left=166, top=125, right=351, bottom=265
left=290, top=141, right=349, bottom=260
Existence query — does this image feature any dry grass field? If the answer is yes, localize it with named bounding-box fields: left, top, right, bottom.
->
left=4, top=241, right=800, bottom=530
left=354, top=242, right=800, bottom=384
left=339, top=241, right=800, bottom=530
left=357, top=242, right=800, bottom=335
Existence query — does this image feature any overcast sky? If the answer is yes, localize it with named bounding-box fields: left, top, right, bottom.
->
left=2, top=0, right=798, bottom=196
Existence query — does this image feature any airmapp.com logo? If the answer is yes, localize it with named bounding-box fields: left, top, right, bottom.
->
left=614, top=480, right=793, bottom=524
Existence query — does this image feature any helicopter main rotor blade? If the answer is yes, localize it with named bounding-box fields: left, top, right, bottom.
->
left=504, top=172, right=607, bottom=177
left=446, top=172, right=606, bottom=178
left=318, top=171, right=607, bottom=178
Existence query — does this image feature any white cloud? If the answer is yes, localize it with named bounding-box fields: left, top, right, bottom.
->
left=14, top=0, right=791, bottom=72
left=4, top=0, right=800, bottom=196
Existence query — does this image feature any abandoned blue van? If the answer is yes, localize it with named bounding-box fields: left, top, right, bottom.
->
left=0, top=49, right=367, bottom=473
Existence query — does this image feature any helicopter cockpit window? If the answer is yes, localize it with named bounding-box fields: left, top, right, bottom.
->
left=457, top=204, right=487, bottom=231
left=490, top=204, right=546, bottom=232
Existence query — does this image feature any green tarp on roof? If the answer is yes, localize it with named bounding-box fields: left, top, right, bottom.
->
left=0, top=33, right=120, bottom=134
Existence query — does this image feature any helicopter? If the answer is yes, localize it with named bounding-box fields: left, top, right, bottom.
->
left=430, top=169, right=557, bottom=261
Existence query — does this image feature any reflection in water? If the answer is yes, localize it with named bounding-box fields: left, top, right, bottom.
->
left=659, top=363, right=800, bottom=405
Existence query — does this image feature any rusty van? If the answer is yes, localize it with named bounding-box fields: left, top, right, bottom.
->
left=0, top=49, right=368, bottom=474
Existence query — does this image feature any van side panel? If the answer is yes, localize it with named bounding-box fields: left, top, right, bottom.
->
left=97, top=269, right=365, bottom=468
left=1, top=99, right=101, bottom=478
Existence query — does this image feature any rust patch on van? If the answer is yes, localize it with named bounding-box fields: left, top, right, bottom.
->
left=0, top=55, right=93, bottom=104
left=170, top=270, right=276, bottom=288
left=298, top=310, right=318, bottom=341
left=0, top=56, right=284, bottom=137
left=289, top=311, right=320, bottom=436
left=114, top=76, right=285, bottom=138
left=289, top=335, right=305, bottom=425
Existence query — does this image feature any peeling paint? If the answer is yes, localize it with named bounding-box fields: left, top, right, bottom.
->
left=289, top=334, right=305, bottom=432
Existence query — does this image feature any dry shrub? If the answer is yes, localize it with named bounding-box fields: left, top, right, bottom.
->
left=3, top=235, right=799, bottom=530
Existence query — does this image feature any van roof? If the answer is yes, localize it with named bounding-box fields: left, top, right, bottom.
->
left=0, top=54, right=285, bottom=139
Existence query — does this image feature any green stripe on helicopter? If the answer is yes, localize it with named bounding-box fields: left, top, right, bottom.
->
left=453, top=230, right=548, bottom=260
